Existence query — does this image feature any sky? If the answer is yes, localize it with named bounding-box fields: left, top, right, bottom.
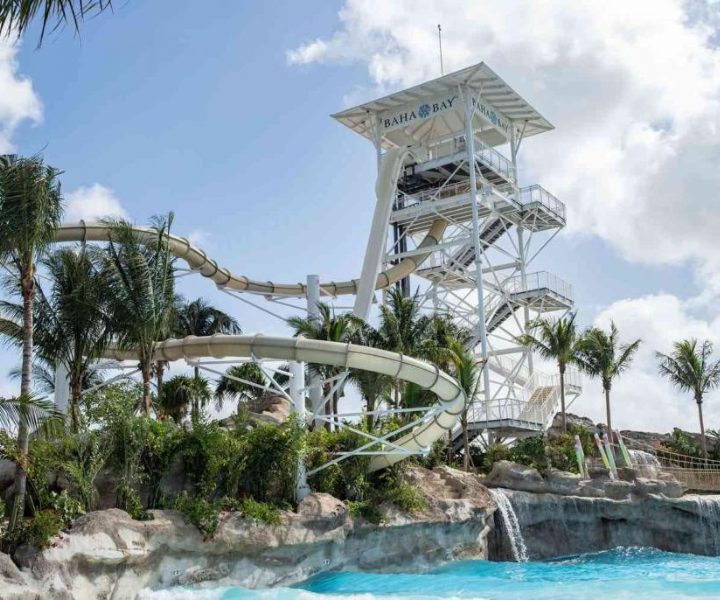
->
left=0, top=0, right=719, bottom=433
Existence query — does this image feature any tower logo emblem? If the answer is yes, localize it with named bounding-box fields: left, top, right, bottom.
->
left=418, top=104, right=431, bottom=118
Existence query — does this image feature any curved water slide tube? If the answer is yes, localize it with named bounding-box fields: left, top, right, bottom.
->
left=47, top=147, right=465, bottom=471
left=55, top=151, right=446, bottom=299
left=98, top=335, right=466, bottom=473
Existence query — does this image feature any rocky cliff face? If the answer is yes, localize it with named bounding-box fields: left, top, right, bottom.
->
left=0, top=467, right=495, bottom=600
left=489, top=489, right=720, bottom=560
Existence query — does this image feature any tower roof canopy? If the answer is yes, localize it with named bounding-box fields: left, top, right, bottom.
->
left=332, top=62, right=553, bottom=149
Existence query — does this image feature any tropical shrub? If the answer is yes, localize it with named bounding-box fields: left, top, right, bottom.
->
left=306, top=428, right=370, bottom=501
left=231, top=416, right=304, bottom=505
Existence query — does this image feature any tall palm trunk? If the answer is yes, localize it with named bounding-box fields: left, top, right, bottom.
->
left=141, top=361, right=152, bottom=414
left=11, top=271, right=34, bottom=527
left=70, top=369, right=83, bottom=433
left=559, top=363, right=567, bottom=433
left=604, top=384, right=613, bottom=442
left=696, top=394, right=708, bottom=459
left=156, top=361, right=165, bottom=408
left=462, top=410, right=470, bottom=471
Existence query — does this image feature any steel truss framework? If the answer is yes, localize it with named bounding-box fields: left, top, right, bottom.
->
left=380, top=81, right=582, bottom=447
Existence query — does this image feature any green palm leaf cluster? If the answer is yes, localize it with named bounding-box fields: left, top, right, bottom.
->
left=33, top=246, right=115, bottom=430
left=0, top=0, right=113, bottom=45
left=159, top=374, right=212, bottom=424
left=517, top=313, right=582, bottom=433
left=100, top=215, right=177, bottom=414
left=657, top=339, right=720, bottom=458
left=575, top=323, right=641, bottom=437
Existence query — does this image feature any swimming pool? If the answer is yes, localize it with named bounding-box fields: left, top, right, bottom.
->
left=139, top=548, right=720, bottom=600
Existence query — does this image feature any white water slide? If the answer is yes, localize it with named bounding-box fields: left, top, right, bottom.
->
left=50, top=148, right=466, bottom=473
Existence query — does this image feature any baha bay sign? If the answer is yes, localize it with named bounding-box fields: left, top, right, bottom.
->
left=380, top=93, right=510, bottom=138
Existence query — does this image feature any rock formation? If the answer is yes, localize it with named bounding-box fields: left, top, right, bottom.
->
left=0, top=467, right=495, bottom=599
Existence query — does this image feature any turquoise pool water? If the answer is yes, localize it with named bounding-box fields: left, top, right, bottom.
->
left=139, top=548, right=720, bottom=600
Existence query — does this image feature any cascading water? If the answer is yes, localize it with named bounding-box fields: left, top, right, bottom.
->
left=490, top=489, right=528, bottom=562
left=694, top=496, right=720, bottom=555
left=628, top=449, right=662, bottom=478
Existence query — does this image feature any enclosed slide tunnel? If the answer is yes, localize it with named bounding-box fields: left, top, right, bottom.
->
left=47, top=147, right=465, bottom=472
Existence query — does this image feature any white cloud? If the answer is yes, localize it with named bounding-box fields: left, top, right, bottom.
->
left=581, top=294, right=720, bottom=433
left=65, top=183, right=128, bottom=222
left=0, top=35, right=42, bottom=152
left=288, top=0, right=720, bottom=296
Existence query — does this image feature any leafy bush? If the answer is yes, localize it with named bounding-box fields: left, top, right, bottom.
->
left=180, top=418, right=238, bottom=498
left=306, top=428, right=370, bottom=501
left=173, top=492, right=221, bottom=537
left=142, top=419, right=182, bottom=508
left=484, top=442, right=511, bottom=471
left=46, top=490, right=84, bottom=523
left=369, top=467, right=426, bottom=514
left=230, top=415, right=304, bottom=505
left=59, top=431, right=109, bottom=511
left=238, top=498, right=281, bottom=525
left=4, top=509, right=66, bottom=551
left=347, top=500, right=383, bottom=525
left=483, top=427, right=594, bottom=476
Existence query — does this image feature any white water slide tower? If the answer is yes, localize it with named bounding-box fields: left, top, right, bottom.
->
left=333, top=61, right=582, bottom=445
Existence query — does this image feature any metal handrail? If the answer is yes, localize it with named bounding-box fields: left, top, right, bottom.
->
left=516, top=185, right=566, bottom=220
left=425, top=134, right=517, bottom=183
left=502, top=271, right=574, bottom=301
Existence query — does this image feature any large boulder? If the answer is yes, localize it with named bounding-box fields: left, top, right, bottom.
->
left=481, top=461, right=546, bottom=493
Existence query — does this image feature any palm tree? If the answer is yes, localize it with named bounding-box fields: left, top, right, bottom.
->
left=349, top=323, right=391, bottom=430
left=173, top=297, right=241, bottom=379
left=447, top=338, right=482, bottom=471
left=101, top=215, right=176, bottom=414
left=0, top=154, right=63, bottom=527
left=576, top=322, right=640, bottom=439
left=517, top=313, right=581, bottom=433
left=0, top=0, right=113, bottom=45
left=214, top=363, right=266, bottom=410
left=656, top=339, right=720, bottom=459
left=32, top=246, right=114, bottom=431
left=378, top=288, right=433, bottom=409
left=160, top=374, right=211, bottom=423
left=287, top=303, right=361, bottom=428
left=0, top=394, right=65, bottom=436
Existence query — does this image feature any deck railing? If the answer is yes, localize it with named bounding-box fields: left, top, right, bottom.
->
left=425, top=134, right=517, bottom=183
left=516, top=185, right=566, bottom=221
left=501, top=271, right=574, bottom=301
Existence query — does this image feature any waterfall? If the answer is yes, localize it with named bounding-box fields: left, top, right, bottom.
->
left=694, top=496, right=720, bottom=555
left=490, top=489, right=528, bottom=562
left=628, top=449, right=662, bottom=478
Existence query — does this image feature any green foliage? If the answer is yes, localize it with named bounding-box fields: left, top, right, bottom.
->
left=664, top=428, right=703, bottom=458
left=141, top=419, right=182, bottom=509
left=58, top=431, right=109, bottom=510
left=482, top=426, right=596, bottom=476
left=4, top=509, right=65, bottom=551
left=180, top=418, right=239, bottom=498
left=347, top=500, right=383, bottom=525
left=46, top=490, right=84, bottom=522
left=376, top=478, right=426, bottom=514
left=173, top=492, right=221, bottom=537
left=231, top=416, right=304, bottom=505
left=238, top=498, right=281, bottom=525
left=306, top=428, right=370, bottom=501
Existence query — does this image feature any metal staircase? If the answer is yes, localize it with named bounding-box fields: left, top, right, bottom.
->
left=453, top=359, right=582, bottom=449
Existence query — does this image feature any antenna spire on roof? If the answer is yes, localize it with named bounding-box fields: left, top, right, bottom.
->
left=437, top=24, right=444, bottom=76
